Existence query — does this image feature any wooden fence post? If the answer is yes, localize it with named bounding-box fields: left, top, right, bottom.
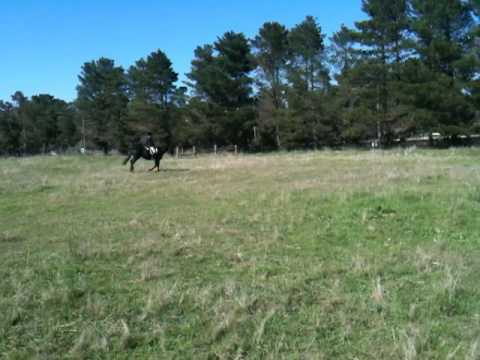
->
left=234, top=145, right=238, bottom=155
left=193, top=146, right=196, bottom=157
left=214, top=144, right=217, bottom=155
left=175, top=146, right=179, bottom=159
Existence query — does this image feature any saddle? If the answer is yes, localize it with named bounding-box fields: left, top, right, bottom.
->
left=146, top=146, right=158, bottom=156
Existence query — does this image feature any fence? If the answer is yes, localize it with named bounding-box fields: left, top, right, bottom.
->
left=362, top=134, right=480, bottom=149
left=173, top=144, right=239, bottom=158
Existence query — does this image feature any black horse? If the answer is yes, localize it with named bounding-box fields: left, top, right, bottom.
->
left=123, top=142, right=168, bottom=172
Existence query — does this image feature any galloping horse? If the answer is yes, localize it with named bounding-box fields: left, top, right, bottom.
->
left=123, top=142, right=168, bottom=172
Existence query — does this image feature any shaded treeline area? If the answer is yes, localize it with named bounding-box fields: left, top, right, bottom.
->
left=1, top=0, right=479, bottom=155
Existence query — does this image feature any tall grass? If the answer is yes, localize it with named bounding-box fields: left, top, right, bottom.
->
left=1, top=149, right=480, bottom=358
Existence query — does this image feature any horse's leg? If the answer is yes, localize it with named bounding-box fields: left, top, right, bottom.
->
left=130, top=155, right=140, bottom=172
left=122, top=155, right=131, bottom=165
left=148, top=162, right=159, bottom=172
left=148, top=152, right=161, bottom=172
left=148, top=156, right=157, bottom=172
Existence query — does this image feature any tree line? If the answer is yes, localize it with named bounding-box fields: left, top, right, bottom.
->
left=1, top=0, right=479, bottom=155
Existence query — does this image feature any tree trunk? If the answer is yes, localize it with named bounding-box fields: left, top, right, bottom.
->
left=275, top=125, right=282, bottom=149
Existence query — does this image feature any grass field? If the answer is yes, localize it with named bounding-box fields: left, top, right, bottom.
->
left=1, top=149, right=480, bottom=359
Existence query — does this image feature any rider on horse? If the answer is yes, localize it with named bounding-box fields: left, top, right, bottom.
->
left=123, top=132, right=164, bottom=172
left=140, top=132, right=157, bottom=155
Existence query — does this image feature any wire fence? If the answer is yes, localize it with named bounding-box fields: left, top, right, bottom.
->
left=173, top=144, right=240, bottom=158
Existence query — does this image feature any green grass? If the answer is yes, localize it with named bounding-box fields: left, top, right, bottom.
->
left=1, top=149, right=480, bottom=359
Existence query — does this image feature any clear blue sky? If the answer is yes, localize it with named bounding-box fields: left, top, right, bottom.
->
left=1, top=0, right=365, bottom=102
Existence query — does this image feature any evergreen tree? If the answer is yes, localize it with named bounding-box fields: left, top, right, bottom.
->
left=76, top=58, right=128, bottom=154
left=329, top=25, right=372, bottom=143
left=22, top=95, right=77, bottom=153
left=252, top=22, right=289, bottom=148
left=470, top=2, right=480, bottom=129
left=0, top=93, right=77, bottom=155
left=329, top=24, right=361, bottom=75
left=187, top=31, right=256, bottom=147
left=127, top=50, right=178, bottom=146
left=408, top=0, right=477, bottom=136
left=11, top=91, right=29, bottom=153
left=4, top=0, right=479, bottom=155
left=352, top=0, right=411, bottom=144
left=286, top=16, right=333, bottom=148
left=288, top=16, right=327, bottom=92
left=0, top=100, right=21, bottom=155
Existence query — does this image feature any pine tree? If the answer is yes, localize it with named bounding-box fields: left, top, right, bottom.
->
left=127, top=50, right=178, bottom=146
left=76, top=58, right=128, bottom=154
left=288, top=16, right=327, bottom=93
left=22, top=95, right=76, bottom=153
left=0, top=100, right=21, bottom=155
left=286, top=16, right=333, bottom=148
left=329, top=24, right=361, bottom=75
left=350, top=0, right=411, bottom=144
left=252, top=22, right=289, bottom=148
left=187, top=32, right=256, bottom=147
left=408, top=0, right=477, bottom=136
left=329, top=25, right=372, bottom=143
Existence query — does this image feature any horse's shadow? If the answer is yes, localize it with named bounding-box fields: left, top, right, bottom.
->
left=158, top=168, right=190, bottom=172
